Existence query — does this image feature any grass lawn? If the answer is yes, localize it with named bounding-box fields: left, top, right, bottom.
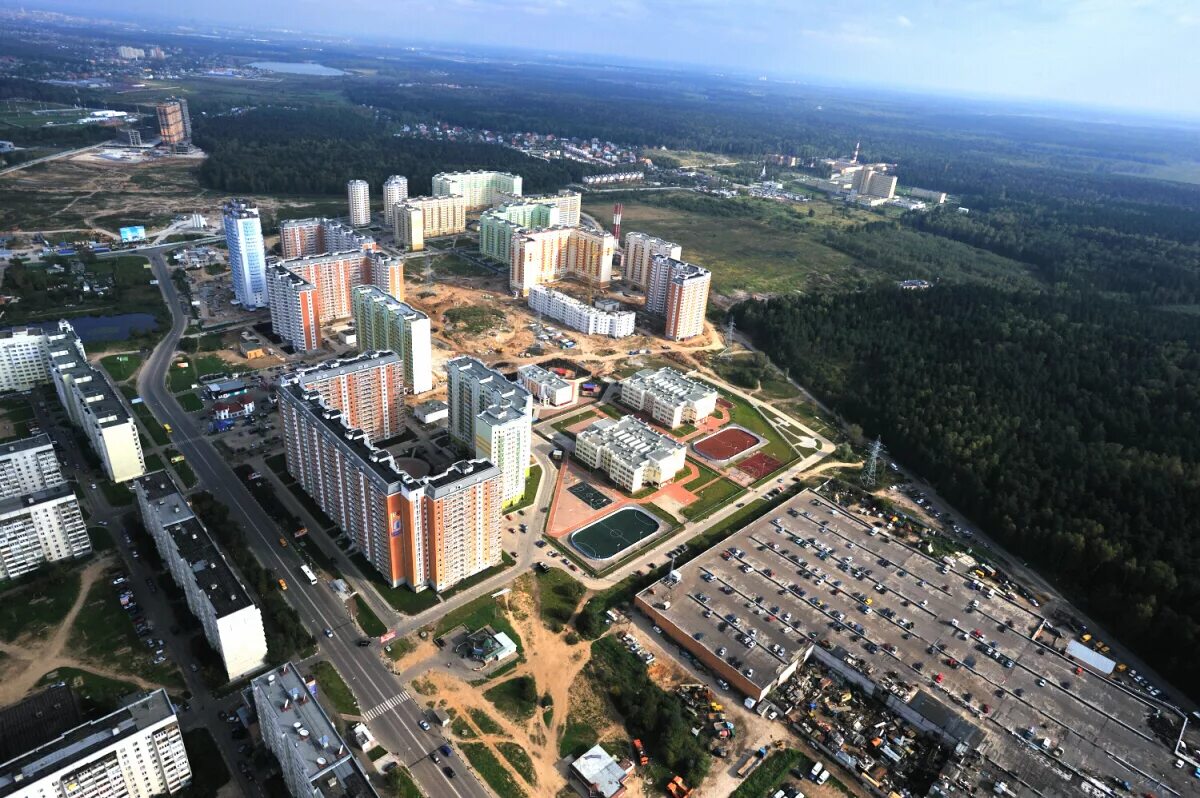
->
left=37, top=666, right=143, bottom=716
left=177, top=392, right=204, bottom=412
left=312, top=660, right=360, bottom=716
left=167, top=354, right=229, bottom=393
left=680, top=477, right=745, bottom=521
left=170, top=458, right=198, bottom=488
left=384, top=766, right=423, bottom=798
left=439, top=551, right=515, bottom=599
left=182, top=728, right=232, bottom=798
left=468, top=707, right=506, bottom=736
left=506, top=465, right=542, bottom=513
left=132, top=403, right=170, bottom=446
left=445, top=305, right=504, bottom=336
left=720, top=390, right=796, bottom=466
left=88, top=525, right=115, bottom=551
left=641, top=501, right=680, bottom=526
left=100, top=480, right=134, bottom=506
left=0, top=568, right=82, bottom=641
left=558, top=715, right=599, bottom=758
left=70, top=578, right=182, bottom=688
left=350, top=553, right=441, bottom=615
left=730, top=749, right=810, bottom=798
left=434, top=593, right=523, bottom=654
left=265, top=452, right=289, bottom=477
left=144, top=452, right=165, bottom=472
left=354, top=595, right=388, bottom=637
left=496, top=742, right=537, bottom=786
left=536, top=568, right=586, bottom=628
left=99, top=353, right=142, bottom=382
left=595, top=403, right=623, bottom=420
left=551, top=409, right=597, bottom=436
left=683, top=460, right=723, bottom=491
left=435, top=254, right=493, bottom=277
left=384, top=636, right=415, bottom=661
left=482, top=676, right=538, bottom=722
left=460, top=742, right=527, bottom=798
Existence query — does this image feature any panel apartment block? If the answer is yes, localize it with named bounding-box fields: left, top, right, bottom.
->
left=0, top=483, right=90, bottom=580
left=0, top=690, right=191, bottom=798
left=382, top=175, right=409, bottom=228
left=346, top=179, right=370, bottom=226
left=510, top=227, right=615, bottom=294
left=432, top=170, right=523, bottom=211
left=278, top=387, right=503, bottom=591
left=280, top=352, right=405, bottom=444
left=351, top=286, right=433, bottom=395
left=0, top=324, right=82, bottom=392
left=623, top=232, right=681, bottom=289
left=527, top=285, right=635, bottom=338
left=278, top=217, right=378, bottom=260
left=393, top=195, right=467, bottom=252
left=646, top=255, right=711, bottom=341
left=133, top=473, right=268, bottom=680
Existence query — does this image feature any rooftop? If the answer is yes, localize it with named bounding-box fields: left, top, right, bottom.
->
left=351, top=285, right=429, bottom=322
left=0, top=690, right=175, bottom=797
left=0, top=433, right=54, bottom=457
left=517, top=363, right=571, bottom=392
left=578, top=416, right=683, bottom=467
left=0, top=684, right=83, bottom=764
left=0, top=482, right=77, bottom=518
left=620, top=367, right=716, bottom=405
left=285, top=351, right=402, bottom=390
left=570, top=744, right=630, bottom=798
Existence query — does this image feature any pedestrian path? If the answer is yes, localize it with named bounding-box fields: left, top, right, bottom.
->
left=363, top=690, right=411, bottom=721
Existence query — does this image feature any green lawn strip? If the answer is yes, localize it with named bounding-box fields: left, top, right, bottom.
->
left=550, top=409, right=597, bottom=435
left=311, top=660, right=360, bottom=716
left=132, top=403, right=170, bottom=446
left=680, top=478, right=746, bottom=521
left=384, top=766, right=423, bottom=798
left=37, top=667, right=144, bottom=716
left=459, top=743, right=527, bottom=798
left=434, top=593, right=523, bottom=654
left=144, top=452, right=165, bottom=472
left=683, top=460, right=723, bottom=491
left=558, top=714, right=599, bottom=758
left=452, top=714, right=475, bottom=739
left=70, top=578, right=182, bottom=688
left=99, top=353, right=142, bottom=382
left=0, top=568, right=81, bottom=641
left=439, top=552, right=515, bottom=599
left=177, top=392, right=204, bottom=412
left=100, top=480, right=134, bottom=506
left=354, top=595, right=388, bottom=637
left=385, top=636, right=415, bottom=661
left=595, top=403, right=623, bottom=420
left=367, top=745, right=388, bottom=762
left=181, top=728, right=232, bottom=798
left=166, top=452, right=198, bottom=488
left=485, top=660, right=519, bottom=681
left=88, top=526, right=116, bottom=551
left=730, top=749, right=808, bottom=798
left=350, top=553, right=441, bottom=615
left=641, top=501, right=680, bottom=526
left=482, top=676, right=538, bottom=722
left=495, top=742, right=537, bottom=786
left=265, top=452, right=289, bottom=477
left=536, top=568, right=586, bottom=628
left=506, top=465, right=542, bottom=513
left=467, top=707, right=506, bottom=736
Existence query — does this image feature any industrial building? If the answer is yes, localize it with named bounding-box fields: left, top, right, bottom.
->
left=527, top=286, right=635, bottom=338
left=622, top=232, right=681, bottom=289
left=392, top=195, right=467, bottom=251
left=0, top=690, right=191, bottom=798
left=445, top=356, right=534, bottom=507
left=278, top=384, right=503, bottom=592
left=133, top=473, right=269, bottom=681
left=222, top=199, right=268, bottom=309
left=575, top=416, right=686, bottom=494
left=432, top=170, right=522, bottom=210
left=517, top=363, right=575, bottom=406
left=280, top=353, right=406, bottom=444
left=346, top=179, right=371, bottom=226
left=646, top=256, right=711, bottom=341
left=351, top=286, right=433, bottom=395
left=251, top=663, right=378, bottom=798
left=618, top=367, right=717, bottom=429
left=635, top=488, right=1195, bottom=797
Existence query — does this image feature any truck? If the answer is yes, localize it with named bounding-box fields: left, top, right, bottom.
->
left=209, top=419, right=234, bottom=433
left=632, top=739, right=648, bottom=766
left=736, top=747, right=768, bottom=778
left=162, top=423, right=172, bottom=434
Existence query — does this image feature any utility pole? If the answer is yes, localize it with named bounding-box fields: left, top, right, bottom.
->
left=863, top=436, right=883, bottom=488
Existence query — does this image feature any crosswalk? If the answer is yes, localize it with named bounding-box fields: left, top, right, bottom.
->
left=363, top=690, right=411, bottom=721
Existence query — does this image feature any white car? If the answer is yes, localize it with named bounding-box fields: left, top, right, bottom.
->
left=418, top=720, right=431, bottom=731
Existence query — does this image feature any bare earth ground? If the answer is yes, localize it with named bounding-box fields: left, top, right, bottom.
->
left=0, top=556, right=167, bottom=705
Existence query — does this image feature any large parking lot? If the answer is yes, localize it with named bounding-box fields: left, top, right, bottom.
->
left=637, top=489, right=1192, bottom=796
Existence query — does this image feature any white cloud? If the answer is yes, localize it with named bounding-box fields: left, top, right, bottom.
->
left=897, top=14, right=913, bottom=27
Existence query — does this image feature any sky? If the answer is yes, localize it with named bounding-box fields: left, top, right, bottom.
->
left=18, top=0, right=1200, bottom=117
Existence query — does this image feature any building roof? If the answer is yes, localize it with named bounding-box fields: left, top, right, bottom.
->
left=286, top=351, right=401, bottom=389
left=212, top=395, right=254, bottom=413
left=0, top=690, right=175, bottom=797
left=0, top=433, right=53, bottom=457
left=570, top=744, right=629, bottom=798
left=621, top=367, right=716, bottom=406
left=0, top=482, right=76, bottom=518
left=0, top=684, right=83, bottom=763
left=578, top=416, right=683, bottom=468
left=518, top=363, right=571, bottom=393
left=204, top=379, right=246, bottom=394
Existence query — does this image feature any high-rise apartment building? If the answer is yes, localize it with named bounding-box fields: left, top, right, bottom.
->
left=0, top=482, right=90, bottom=581
left=0, top=690, right=191, bottom=798
left=133, top=473, right=268, bottom=680
left=282, top=353, right=405, bottom=444
left=444, top=357, right=533, bottom=506
left=278, top=217, right=378, bottom=260
left=623, top=232, right=681, bottom=289
left=222, top=199, right=267, bottom=309
left=267, top=251, right=404, bottom=352
left=351, top=286, right=433, bottom=394
left=49, top=328, right=146, bottom=483
left=509, top=190, right=581, bottom=226
left=479, top=202, right=559, bottom=264
left=392, top=195, right=467, bottom=252
left=279, top=386, right=503, bottom=591
left=851, top=168, right=897, bottom=199
left=0, top=324, right=83, bottom=392
left=155, top=98, right=191, bottom=150
left=510, top=227, right=614, bottom=294
left=0, top=434, right=65, bottom=499
left=252, top=663, right=379, bottom=798
left=646, top=255, right=711, bottom=341
left=575, top=416, right=686, bottom=494
left=346, top=179, right=371, bottom=226
left=382, top=175, right=409, bottom=228
left=527, top=286, right=635, bottom=338
left=432, top=170, right=522, bottom=211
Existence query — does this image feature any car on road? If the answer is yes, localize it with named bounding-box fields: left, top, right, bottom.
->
left=98, top=520, right=109, bottom=526
left=90, top=483, right=96, bottom=489
left=190, top=663, right=199, bottom=673
left=431, top=753, right=440, bottom=764
left=323, top=628, right=334, bottom=638
left=277, top=578, right=288, bottom=591
left=443, top=767, right=455, bottom=779
left=418, top=720, right=431, bottom=731
left=278, top=537, right=287, bottom=547
left=439, top=745, right=452, bottom=757
left=357, top=639, right=371, bottom=647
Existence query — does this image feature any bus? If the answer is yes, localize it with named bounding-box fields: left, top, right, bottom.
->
left=300, top=564, right=318, bottom=585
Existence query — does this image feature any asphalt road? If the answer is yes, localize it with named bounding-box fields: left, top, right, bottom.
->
left=136, top=246, right=492, bottom=798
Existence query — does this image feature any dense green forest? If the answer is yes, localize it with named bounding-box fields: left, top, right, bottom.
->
left=732, top=287, right=1200, bottom=700
left=192, top=108, right=595, bottom=196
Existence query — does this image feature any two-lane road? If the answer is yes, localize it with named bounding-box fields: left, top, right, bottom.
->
left=136, top=246, right=492, bottom=798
